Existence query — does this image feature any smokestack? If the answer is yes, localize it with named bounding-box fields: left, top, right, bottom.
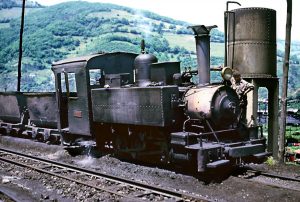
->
left=189, top=25, right=217, bottom=85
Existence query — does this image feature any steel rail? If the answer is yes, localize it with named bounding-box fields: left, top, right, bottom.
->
left=0, top=152, right=135, bottom=200
left=245, top=167, right=300, bottom=183
left=233, top=167, right=300, bottom=193
left=0, top=147, right=207, bottom=202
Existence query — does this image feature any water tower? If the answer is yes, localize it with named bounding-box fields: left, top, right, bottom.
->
left=226, top=7, right=279, bottom=155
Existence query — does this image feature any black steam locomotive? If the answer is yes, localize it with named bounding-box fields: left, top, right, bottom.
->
left=0, top=22, right=270, bottom=173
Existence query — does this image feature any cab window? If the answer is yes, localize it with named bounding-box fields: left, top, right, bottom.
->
left=89, top=69, right=104, bottom=86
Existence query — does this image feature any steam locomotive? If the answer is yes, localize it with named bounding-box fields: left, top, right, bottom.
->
left=0, top=8, right=274, bottom=173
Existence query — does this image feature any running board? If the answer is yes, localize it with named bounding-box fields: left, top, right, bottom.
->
left=207, top=159, right=230, bottom=168
left=226, top=144, right=265, bottom=158
left=253, top=152, right=272, bottom=159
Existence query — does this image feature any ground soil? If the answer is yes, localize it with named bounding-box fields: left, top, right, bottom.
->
left=0, top=136, right=300, bottom=202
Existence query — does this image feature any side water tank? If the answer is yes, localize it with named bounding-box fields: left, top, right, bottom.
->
left=227, top=7, right=277, bottom=78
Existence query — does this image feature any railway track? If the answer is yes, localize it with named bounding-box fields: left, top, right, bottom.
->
left=235, top=166, right=300, bottom=191
left=0, top=147, right=207, bottom=202
left=245, top=167, right=300, bottom=183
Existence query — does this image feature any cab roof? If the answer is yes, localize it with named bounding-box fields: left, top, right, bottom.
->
left=52, top=52, right=138, bottom=67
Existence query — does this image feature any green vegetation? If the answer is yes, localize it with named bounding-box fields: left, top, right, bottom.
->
left=286, top=125, right=300, bottom=142
left=0, top=0, right=42, bottom=9
left=265, top=156, right=277, bottom=166
left=0, top=2, right=225, bottom=91
left=0, top=1, right=299, bottom=98
left=287, top=146, right=300, bottom=153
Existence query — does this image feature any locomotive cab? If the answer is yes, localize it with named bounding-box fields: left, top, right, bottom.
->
left=52, top=52, right=137, bottom=143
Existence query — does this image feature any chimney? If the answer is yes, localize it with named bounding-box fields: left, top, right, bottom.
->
left=188, top=25, right=217, bottom=85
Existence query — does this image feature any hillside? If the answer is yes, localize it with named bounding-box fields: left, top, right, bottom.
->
left=0, top=1, right=224, bottom=91
left=0, top=0, right=42, bottom=9
left=0, top=1, right=299, bottom=99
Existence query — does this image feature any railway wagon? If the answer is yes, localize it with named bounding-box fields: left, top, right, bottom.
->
left=0, top=92, right=63, bottom=143
left=0, top=92, right=25, bottom=135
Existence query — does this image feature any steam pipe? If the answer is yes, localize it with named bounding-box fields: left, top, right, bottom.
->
left=224, top=1, right=241, bottom=67
left=188, top=25, right=217, bottom=85
left=226, top=1, right=241, bottom=11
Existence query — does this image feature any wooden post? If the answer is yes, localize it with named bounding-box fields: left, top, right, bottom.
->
left=17, top=0, right=26, bottom=92
left=279, top=0, right=292, bottom=163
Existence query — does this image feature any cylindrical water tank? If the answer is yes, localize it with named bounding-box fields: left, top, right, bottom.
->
left=227, top=7, right=277, bottom=78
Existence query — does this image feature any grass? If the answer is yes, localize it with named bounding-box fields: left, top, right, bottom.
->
left=163, top=33, right=224, bottom=57
left=210, top=42, right=225, bottom=58
left=0, top=7, right=43, bottom=30
left=87, top=8, right=171, bottom=31
left=287, top=146, right=300, bottom=152
left=87, top=9, right=135, bottom=20
left=0, top=7, right=23, bottom=19
left=0, top=23, right=10, bottom=29
left=163, top=33, right=194, bottom=51
left=0, top=7, right=41, bottom=19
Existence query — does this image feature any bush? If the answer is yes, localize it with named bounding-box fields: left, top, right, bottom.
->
left=265, top=156, right=277, bottom=166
